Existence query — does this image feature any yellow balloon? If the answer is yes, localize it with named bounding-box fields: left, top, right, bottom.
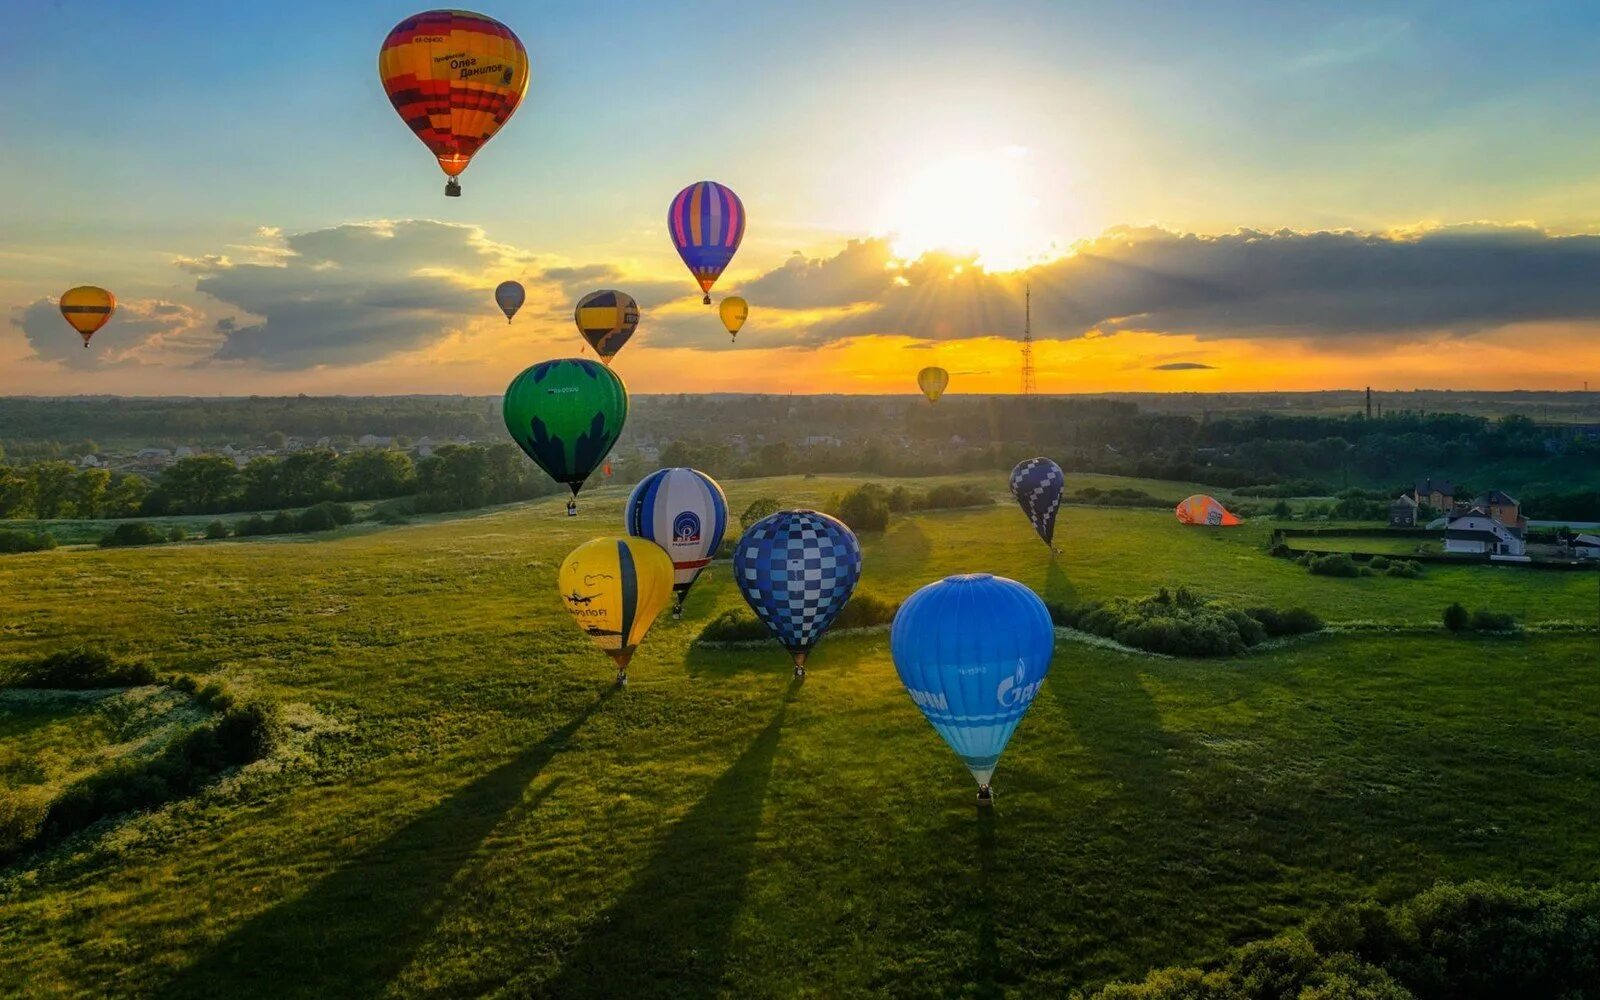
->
left=558, top=536, right=675, bottom=682
left=718, top=296, right=748, bottom=340
left=917, top=366, right=949, bottom=402
left=59, top=286, right=116, bottom=348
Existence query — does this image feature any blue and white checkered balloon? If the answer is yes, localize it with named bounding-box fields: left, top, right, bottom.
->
left=1009, top=457, right=1064, bottom=547
left=734, top=509, right=862, bottom=665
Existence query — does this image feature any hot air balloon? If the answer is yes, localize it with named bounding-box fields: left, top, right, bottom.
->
left=378, top=10, right=530, bottom=196
left=558, top=536, right=675, bottom=687
left=917, top=366, right=949, bottom=403
left=1176, top=494, right=1242, bottom=526
left=625, top=468, right=729, bottom=619
left=503, top=359, right=628, bottom=516
left=719, top=297, right=748, bottom=341
left=733, top=510, right=861, bottom=679
left=1010, top=457, right=1064, bottom=551
left=59, top=286, right=115, bottom=348
left=494, top=281, right=525, bottom=323
left=669, top=181, right=745, bottom=304
left=573, top=290, right=640, bottom=363
left=891, top=573, right=1054, bottom=803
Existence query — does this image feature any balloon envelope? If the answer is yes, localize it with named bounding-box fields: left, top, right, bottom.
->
left=733, top=510, right=862, bottom=665
left=574, top=290, right=641, bottom=361
left=378, top=10, right=530, bottom=192
left=59, top=286, right=115, bottom=347
left=503, top=359, right=628, bottom=499
left=1176, top=494, right=1242, bottom=526
left=669, top=181, right=745, bottom=303
left=626, top=468, right=729, bottom=609
left=719, top=297, right=748, bottom=339
left=495, top=280, right=525, bottom=322
left=891, top=574, right=1054, bottom=787
left=1010, top=457, right=1065, bottom=547
left=558, top=536, right=674, bottom=669
left=917, top=366, right=949, bottom=402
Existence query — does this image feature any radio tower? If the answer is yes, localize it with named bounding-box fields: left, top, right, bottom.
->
left=1020, top=284, right=1036, bottom=396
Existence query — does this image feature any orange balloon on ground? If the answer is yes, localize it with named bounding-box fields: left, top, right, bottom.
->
left=1175, top=494, right=1241, bottom=526
left=378, top=10, right=530, bottom=196
left=59, top=286, right=116, bottom=348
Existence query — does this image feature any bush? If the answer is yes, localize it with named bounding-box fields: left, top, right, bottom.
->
left=1306, top=553, right=1363, bottom=578
left=917, top=483, right=993, bottom=510
left=1369, top=555, right=1391, bottom=569
left=1386, top=559, right=1423, bottom=579
left=1091, top=881, right=1600, bottom=1000
left=235, top=514, right=271, bottom=537
left=204, top=519, right=230, bottom=540
left=0, top=529, right=56, bottom=554
left=298, top=500, right=354, bottom=533
left=268, top=511, right=297, bottom=534
left=740, top=496, right=780, bottom=530
left=4, top=648, right=156, bottom=689
left=697, top=609, right=771, bottom=642
left=0, top=790, right=48, bottom=860
left=98, top=521, right=167, bottom=548
left=1443, top=602, right=1471, bottom=632
left=1470, top=608, right=1518, bottom=632
left=831, top=484, right=891, bottom=532
left=829, top=591, right=898, bottom=629
left=167, top=525, right=187, bottom=542
left=1066, top=587, right=1319, bottom=657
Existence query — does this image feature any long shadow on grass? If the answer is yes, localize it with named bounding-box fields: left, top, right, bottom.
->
left=538, top=702, right=786, bottom=999
left=1042, top=555, right=1077, bottom=607
left=162, top=694, right=609, bottom=1000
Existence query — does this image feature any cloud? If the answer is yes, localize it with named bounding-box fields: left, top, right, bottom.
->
left=724, top=224, right=1600, bottom=348
left=1151, top=362, right=1216, bottom=370
left=11, top=297, right=210, bottom=370
left=189, top=220, right=532, bottom=369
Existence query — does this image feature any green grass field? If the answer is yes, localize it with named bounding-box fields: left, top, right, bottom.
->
left=1, top=474, right=1597, bottom=997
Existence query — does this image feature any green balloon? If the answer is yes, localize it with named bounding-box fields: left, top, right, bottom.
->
left=503, top=359, right=628, bottom=499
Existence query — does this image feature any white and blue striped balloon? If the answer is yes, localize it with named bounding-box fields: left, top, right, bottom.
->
left=624, top=468, right=729, bottom=611
left=891, top=574, right=1054, bottom=793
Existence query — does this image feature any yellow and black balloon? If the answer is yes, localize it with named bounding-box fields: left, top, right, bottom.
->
left=574, top=290, right=640, bottom=363
left=558, top=536, right=674, bottom=685
left=59, top=286, right=116, bottom=349
left=917, top=366, right=949, bottom=402
left=719, top=296, right=748, bottom=341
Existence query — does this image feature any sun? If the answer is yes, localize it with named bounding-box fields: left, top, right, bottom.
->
left=877, top=147, right=1054, bottom=272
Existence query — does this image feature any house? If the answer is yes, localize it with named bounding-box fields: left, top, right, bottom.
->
left=1444, top=508, right=1526, bottom=556
left=357, top=434, right=393, bottom=448
left=1388, top=493, right=1418, bottom=527
left=1471, top=490, right=1522, bottom=533
left=1413, top=478, right=1455, bottom=511
left=77, top=454, right=103, bottom=469
left=1570, top=534, right=1600, bottom=560
left=173, top=446, right=195, bottom=458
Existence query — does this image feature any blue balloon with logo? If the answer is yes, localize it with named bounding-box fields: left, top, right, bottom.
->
left=1010, top=456, right=1064, bottom=549
left=733, top=509, right=862, bottom=677
left=891, top=574, right=1054, bottom=799
left=625, top=467, right=729, bottom=617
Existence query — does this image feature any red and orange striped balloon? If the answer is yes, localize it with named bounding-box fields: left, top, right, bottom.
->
left=378, top=10, right=530, bottom=196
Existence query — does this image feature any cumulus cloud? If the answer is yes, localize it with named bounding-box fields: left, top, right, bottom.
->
left=11, top=297, right=210, bottom=370
left=726, top=224, right=1600, bottom=347
left=1152, top=362, right=1216, bottom=370
left=189, top=220, right=531, bottom=369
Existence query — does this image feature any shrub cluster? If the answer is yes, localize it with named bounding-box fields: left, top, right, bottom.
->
left=831, top=484, right=891, bottom=532
left=1443, top=602, right=1518, bottom=633
left=1297, top=552, right=1422, bottom=579
left=98, top=521, right=168, bottom=548
left=1051, top=587, right=1322, bottom=657
left=2, top=648, right=156, bottom=689
left=0, top=528, right=56, bottom=554
left=1232, top=479, right=1331, bottom=498
left=1067, top=486, right=1169, bottom=509
left=1089, top=880, right=1600, bottom=1000
left=233, top=501, right=355, bottom=538
left=831, top=481, right=995, bottom=532
left=696, top=591, right=898, bottom=643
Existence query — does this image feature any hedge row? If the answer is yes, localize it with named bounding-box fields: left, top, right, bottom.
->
left=0, top=528, right=56, bottom=554
left=697, top=591, right=899, bottom=643
left=1050, top=587, right=1322, bottom=657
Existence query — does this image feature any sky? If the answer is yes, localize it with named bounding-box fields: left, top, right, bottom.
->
left=4, top=0, right=1600, bottom=396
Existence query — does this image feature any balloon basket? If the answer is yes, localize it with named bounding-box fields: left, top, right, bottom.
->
left=702, top=294, right=712, bottom=306
left=976, top=784, right=994, bottom=807
left=672, top=605, right=683, bottom=621
left=792, top=665, right=806, bottom=681
left=445, top=178, right=461, bottom=197
left=566, top=500, right=577, bottom=517
left=615, top=669, right=628, bottom=688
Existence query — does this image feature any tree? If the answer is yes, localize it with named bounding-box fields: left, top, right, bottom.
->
left=336, top=449, right=415, bottom=500
left=0, top=467, right=35, bottom=518
left=239, top=457, right=282, bottom=510
left=29, top=461, right=78, bottom=519
left=833, top=484, right=891, bottom=532
left=158, top=455, right=241, bottom=514
left=275, top=450, right=339, bottom=506
left=105, top=474, right=150, bottom=519
left=71, top=468, right=111, bottom=518
left=1443, top=602, right=1470, bottom=633
left=660, top=441, right=694, bottom=468
left=264, top=431, right=287, bottom=450
left=416, top=444, right=489, bottom=511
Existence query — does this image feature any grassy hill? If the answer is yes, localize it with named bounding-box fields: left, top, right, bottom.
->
left=1, top=474, right=1596, bottom=997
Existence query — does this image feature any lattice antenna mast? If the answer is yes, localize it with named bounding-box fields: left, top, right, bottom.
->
left=1020, top=284, right=1036, bottom=395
